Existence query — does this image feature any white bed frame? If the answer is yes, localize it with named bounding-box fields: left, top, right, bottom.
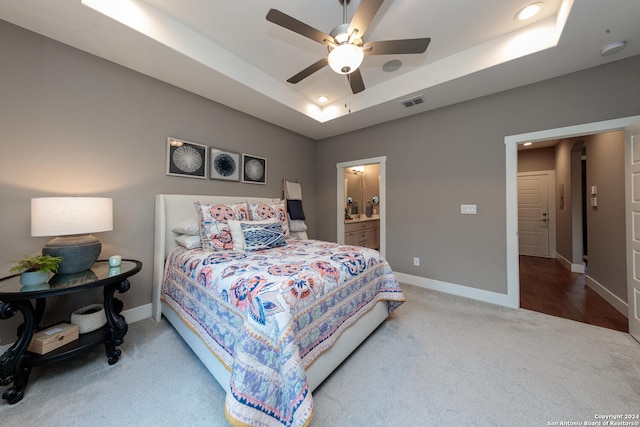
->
left=152, top=194, right=390, bottom=393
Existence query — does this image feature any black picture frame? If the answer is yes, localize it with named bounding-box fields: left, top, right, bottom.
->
left=210, top=148, right=240, bottom=181
left=166, top=137, right=207, bottom=179
left=242, top=153, right=267, bottom=185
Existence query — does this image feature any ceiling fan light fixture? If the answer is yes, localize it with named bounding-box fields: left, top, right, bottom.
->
left=328, top=43, right=364, bottom=75
left=331, top=23, right=351, bottom=44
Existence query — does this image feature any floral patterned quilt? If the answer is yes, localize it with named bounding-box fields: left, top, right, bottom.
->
left=161, top=239, right=405, bottom=427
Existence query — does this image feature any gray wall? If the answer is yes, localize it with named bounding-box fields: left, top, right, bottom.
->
left=518, top=147, right=555, bottom=172
left=555, top=139, right=575, bottom=261
left=317, top=55, right=640, bottom=295
left=0, top=21, right=316, bottom=344
left=585, top=132, right=626, bottom=300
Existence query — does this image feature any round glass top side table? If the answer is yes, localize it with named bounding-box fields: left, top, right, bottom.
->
left=0, top=259, right=142, bottom=404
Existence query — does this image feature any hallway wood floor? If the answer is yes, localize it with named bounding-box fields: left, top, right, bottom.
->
left=519, top=255, right=628, bottom=333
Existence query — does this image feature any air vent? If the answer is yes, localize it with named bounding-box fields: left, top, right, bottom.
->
left=401, top=95, right=424, bottom=108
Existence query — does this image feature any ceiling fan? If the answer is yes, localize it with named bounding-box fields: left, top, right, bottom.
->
left=266, top=0, right=431, bottom=94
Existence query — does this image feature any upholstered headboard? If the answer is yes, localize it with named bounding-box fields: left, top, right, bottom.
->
left=152, top=194, right=280, bottom=321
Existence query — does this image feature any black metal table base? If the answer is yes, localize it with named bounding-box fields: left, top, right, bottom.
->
left=0, top=278, right=132, bottom=404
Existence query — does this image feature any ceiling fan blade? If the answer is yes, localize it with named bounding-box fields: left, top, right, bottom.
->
left=267, top=9, right=333, bottom=46
left=348, top=0, right=384, bottom=38
left=364, top=38, right=431, bottom=55
left=287, top=58, right=329, bottom=84
left=348, top=69, right=365, bottom=94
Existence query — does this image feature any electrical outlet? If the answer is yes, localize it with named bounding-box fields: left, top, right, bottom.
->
left=413, top=257, right=420, bottom=267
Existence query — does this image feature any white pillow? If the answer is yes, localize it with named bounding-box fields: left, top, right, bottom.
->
left=228, top=218, right=278, bottom=251
left=289, top=219, right=308, bottom=232
left=171, top=219, right=199, bottom=236
left=175, top=234, right=202, bottom=249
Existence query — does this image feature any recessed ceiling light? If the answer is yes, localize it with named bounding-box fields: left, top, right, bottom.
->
left=523, top=142, right=533, bottom=146
left=516, top=3, right=543, bottom=21
left=317, top=96, right=328, bottom=103
left=600, top=41, right=626, bottom=56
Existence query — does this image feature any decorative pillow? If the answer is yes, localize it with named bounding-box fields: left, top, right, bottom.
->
left=228, top=218, right=278, bottom=251
left=248, top=200, right=290, bottom=236
left=288, top=219, right=308, bottom=232
left=241, top=221, right=287, bottom=251
left=286, top=199, right=305, bottom=221
left=194, top=201, right=249, bottom=251
left=171, top=219, right=200, bottom=236
left=175, top=234, right=202, bottom=249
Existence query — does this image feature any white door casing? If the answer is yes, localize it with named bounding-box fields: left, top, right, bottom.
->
left=505, top=116, right=640, bottom=312
left=336, top=156, right=387, bottom=258
left=625, top=119, right=640, bottom=342
left=518, top=172, right=552, bottom=257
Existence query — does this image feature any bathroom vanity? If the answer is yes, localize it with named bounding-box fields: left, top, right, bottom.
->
left=344, top=216, right=380, bottom=250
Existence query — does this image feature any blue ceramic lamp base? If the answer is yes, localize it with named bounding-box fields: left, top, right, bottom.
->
left=42, top=235, right=101, bottom=274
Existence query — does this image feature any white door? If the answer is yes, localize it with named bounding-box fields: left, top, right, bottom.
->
left=518, top=173, right=550, bottom=257
left=625, top=119, right=640, bottom=342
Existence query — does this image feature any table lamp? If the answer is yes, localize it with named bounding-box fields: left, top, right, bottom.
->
left=31, top=197, right=113, bottom=274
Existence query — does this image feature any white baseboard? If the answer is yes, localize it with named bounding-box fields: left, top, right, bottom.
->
left=555, top=252, right=585, bottom=273
left=0, top=304, right=153, bottom=353
left=571, top=264, right=585, bottom=273
left=585, top=275, right=628, bottom=317
left=394, top=272, right=518, bottom=309
left=122, top=303, right=153, bottom=323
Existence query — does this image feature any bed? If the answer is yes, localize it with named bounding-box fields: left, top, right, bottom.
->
left=152, top=194, right=405, bottom=426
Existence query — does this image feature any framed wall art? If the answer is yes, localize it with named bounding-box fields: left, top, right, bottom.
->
left=166, top=137, right=207, bottom=179
left=242, top=153, right=267, bottom=185
left=210, top=148, right=240, bottom=181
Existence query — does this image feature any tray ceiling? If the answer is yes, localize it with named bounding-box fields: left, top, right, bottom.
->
left=1, top=0, right=638, bottom=139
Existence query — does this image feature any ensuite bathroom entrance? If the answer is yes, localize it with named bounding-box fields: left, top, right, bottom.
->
left=336, top=156, right=387, bottom=258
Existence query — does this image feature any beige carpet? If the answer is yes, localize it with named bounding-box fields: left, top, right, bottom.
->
left=1, top=284, right=638, bottom=426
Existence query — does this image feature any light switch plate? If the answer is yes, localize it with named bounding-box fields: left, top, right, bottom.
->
left=461, top=204, right=477, bottom=214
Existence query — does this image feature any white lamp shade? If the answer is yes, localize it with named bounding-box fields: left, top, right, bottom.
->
left=328, top=44, right=364, bottom=75
left=31, top=197, right=113, bottom=237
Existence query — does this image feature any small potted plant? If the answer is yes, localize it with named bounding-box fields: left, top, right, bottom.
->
left=10, top=254, right=63, bottom=286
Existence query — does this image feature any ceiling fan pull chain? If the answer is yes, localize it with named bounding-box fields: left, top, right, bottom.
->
left=345, top=75, right=351, bottom=113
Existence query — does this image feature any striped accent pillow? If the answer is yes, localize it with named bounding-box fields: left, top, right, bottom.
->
left=241, top=221, right=287, bottom=251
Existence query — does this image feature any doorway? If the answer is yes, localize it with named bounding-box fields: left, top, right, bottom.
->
left=506, top=116, right=640, bottom=336
left=517, top=134, right=626, bottom=331
left=336, top=156, right=387, bottom=258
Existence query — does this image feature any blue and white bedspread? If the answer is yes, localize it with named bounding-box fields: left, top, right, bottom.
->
left=161, top=238, right=405, bottom=427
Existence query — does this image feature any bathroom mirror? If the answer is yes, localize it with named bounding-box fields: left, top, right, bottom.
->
left=344, top=164, right=380, bottom=216
left=345, top=167, right=363, bottom=216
